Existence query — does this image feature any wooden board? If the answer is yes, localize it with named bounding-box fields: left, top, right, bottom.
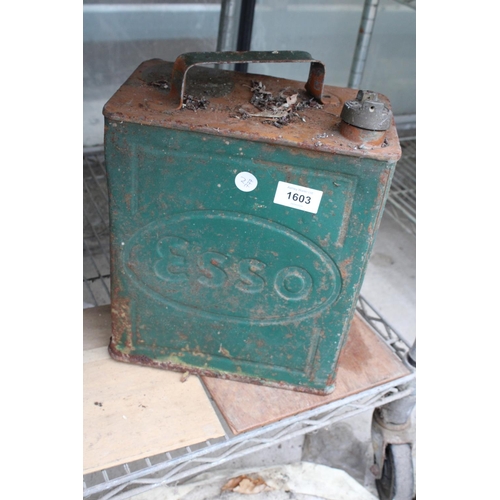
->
left=202, top=314, right=411, bottom=434
left=83, top=305, right=225, bottom=475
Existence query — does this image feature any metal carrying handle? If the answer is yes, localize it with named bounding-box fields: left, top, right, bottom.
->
left=168, top=51, right=325, bottom=109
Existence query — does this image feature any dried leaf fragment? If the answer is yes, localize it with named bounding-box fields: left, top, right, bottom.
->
left=182, top=94, right=209, bottom=111
left=221, top=474, right=272, bottom=494
left=286, top=94, right=298, bottom=106
left=241, top=80, right=321, bottom=127
left=238, top=108, right=289, bottom=119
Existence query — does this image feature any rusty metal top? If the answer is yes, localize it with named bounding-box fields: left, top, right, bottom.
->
left=103, top=55, right=401, bottom=162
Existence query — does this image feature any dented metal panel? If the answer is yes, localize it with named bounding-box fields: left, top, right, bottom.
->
left=103, top=51, right=401, bottom=394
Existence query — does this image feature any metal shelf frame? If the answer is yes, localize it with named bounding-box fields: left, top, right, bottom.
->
left=384, top=138, right=416, bottom=235
left=84, top=371, right=414, bottom=500
left=83, top=141, right=416, bottom=499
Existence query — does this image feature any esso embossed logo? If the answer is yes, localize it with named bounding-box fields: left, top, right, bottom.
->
left=124, top=211, right=342, bottom=324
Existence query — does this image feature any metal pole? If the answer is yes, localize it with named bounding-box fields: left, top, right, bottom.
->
left=407, top=339, right=416, bottom=367
left=235, top=0, right=257, bottom=72
left=216, top=0, right=242, bottom=52
left=348, top=0, right=380, bottom=89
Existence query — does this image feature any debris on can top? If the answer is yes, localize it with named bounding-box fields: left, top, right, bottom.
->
left=103, top=59, right=400, bottom=162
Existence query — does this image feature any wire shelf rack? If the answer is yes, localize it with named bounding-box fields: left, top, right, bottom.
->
left=83, top=150, right=110, bottom=308
left=83, top=374, right=414, bottom=500
left=384, top=137, right=416, bottom=235
left=82, top=141, right=416, bottom=499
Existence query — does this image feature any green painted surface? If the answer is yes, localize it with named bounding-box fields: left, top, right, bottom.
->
left=105, top=119, right=396, bottom=393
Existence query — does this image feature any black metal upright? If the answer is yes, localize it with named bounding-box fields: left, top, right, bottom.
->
left=235, top=0, right=257, bottom=72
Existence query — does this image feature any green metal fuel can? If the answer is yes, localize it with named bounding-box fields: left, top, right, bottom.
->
left=103, top=51, right=401, bottom=394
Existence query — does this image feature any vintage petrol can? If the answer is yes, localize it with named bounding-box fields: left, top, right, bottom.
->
left=103, top=51, right=401, bottom=394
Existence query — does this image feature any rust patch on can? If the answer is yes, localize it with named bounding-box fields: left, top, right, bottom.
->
left=326, top=370, right=338, bottom=387
left=369, top=167, right=394, bottom=237
left=338, top=256, right=354, bottom=281
left=107, top=345, right=336, bottom=395
left=339, top=121, right=386, bottom=146
left=110, top=297, right=133, bottom=353
left=218, top=345, right=231, bottom=357
left=378, top=169, right=392, bottom=202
